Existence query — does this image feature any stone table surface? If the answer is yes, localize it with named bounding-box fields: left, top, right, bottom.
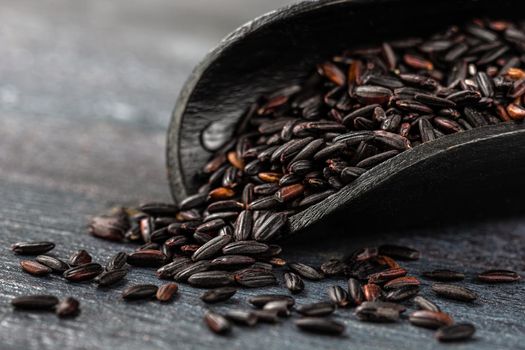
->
left=0, top=1, right=523, bottom=349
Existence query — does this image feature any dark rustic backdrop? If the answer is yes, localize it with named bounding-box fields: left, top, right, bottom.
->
left=0, top=1, right=523, bottom=349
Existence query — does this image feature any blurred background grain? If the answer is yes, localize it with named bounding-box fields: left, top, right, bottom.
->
left=0, top=0, right=293, bottom=202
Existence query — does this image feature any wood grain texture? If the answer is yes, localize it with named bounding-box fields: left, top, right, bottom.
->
left=0, top=1, right=523, bottom=350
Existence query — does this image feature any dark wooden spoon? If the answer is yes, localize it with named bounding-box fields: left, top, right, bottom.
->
left=167, top=0, right=525, bottom=235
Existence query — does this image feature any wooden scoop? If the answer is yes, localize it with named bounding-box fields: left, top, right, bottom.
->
left=167, top=0, right=525, bottom=235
